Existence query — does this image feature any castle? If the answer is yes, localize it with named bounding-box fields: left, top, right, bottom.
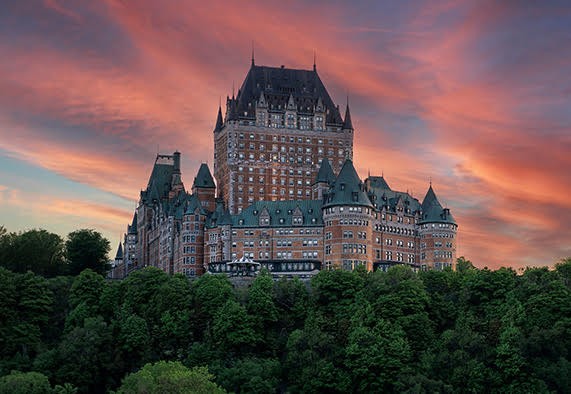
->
left=110, top=60, right=458, bottom=279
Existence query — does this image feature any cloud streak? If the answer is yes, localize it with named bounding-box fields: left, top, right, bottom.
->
left=0, top=0, right=569, bottom=267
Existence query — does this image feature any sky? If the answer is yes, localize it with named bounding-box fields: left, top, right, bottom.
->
left=1, top=0, right=570, bottom=269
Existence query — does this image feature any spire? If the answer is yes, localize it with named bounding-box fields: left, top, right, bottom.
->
left=214, top=105, right=224, bottom=132
left=315, top=157, right=335, bottom=185
left=287, top=94, right=296, bottom=111
left=313, top=50, right=317, bottom=71
left=343, top=97, right=353, bottom=130
left=251, top=41, right=255, bottom=66
left=114, top=242, right=123, bottom=261
left=193, top=163, right=216, bottom=189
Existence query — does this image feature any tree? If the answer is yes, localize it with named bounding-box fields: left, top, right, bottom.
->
left=213, top=357, right=280, bottom=393
left=65, top=229, right=110, bottom=276
left=247, top=271, right=278, bottom=339
left=212, top=300, right=258, bottom=353
left=53, top=317, right=114, bottom=393
left=0, top=229, right=65, bottom=277
left=0, top=371, right=52, bottom=394
left=116, top=361, right=225, bottom=394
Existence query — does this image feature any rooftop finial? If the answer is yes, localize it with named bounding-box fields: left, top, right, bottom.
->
left=251, top=40, right=255, bottom=66
left=429, top=176, right=432, bottom=186
left=313, top=50, right=316, bottom=71
left=232, top=81, right=235, bottom=99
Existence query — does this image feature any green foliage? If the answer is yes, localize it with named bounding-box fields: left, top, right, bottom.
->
left=1, top=247, right=570, bottom=393
left=117, top=361, right=225, bottom=394
left=212, top=300, right=259, bottom=353
left=213, top=357, right=280, bottom=393
left=0, top=229, right=65, bottom=277
left=65, top=229, right=110, bottom=276
left=0, top=370, right=52, bottom=394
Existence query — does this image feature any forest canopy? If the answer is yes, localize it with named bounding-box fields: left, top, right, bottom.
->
left=0, top=226, right=570, bottom=393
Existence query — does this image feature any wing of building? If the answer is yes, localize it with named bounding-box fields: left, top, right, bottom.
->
left=112, top=60, right=458, bottom=280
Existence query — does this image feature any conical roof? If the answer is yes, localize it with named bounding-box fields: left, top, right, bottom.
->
left=193, top=163, right=216, bottom=189
left=114, top=242, right=123, bottom=260
left=420, top=185, right=456, bottom=224
left=213, top=105, right=223, bottom=132
left=128, top=212, right=137, bottom=234
left=343, top=103, right=353, bottom=130
left=323, top=159, right=373, bottom=208
left=314, top=157, right=335, bottom=185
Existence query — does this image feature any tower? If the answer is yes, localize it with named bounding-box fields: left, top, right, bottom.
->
left=323, top=159, right=375, bottom=271
left=418, top=184, right=458, bottom=270
left=213, top=62, right=353, bottom=214
left=192, top=163, right=216, bottom=212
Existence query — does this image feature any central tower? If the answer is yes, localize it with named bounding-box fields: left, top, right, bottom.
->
left=214, top=60, right=354, bottom=214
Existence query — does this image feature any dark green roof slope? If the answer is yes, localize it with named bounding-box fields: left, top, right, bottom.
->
left=323, top=160, right=373, bottom=208
left=315, top=157, right=335, bottom=184
left=233, top=200, right=323, bottom=228
left=114, top=243, right=123, bottom=260
left=367, top=176, right=391, bottom=191
left=193, top=163, right=216, bottom=189
left=233, top=64, right=343, bottom=125
left=343, top=103, right=353, bottom=130
left=207, top=200, right=233, bottom=228
left=141, top=158, right=175, bottom=203
left=128, top=212, right=137, bottom=234
left=420, top=185, right=456, bottom=224
left=366, top=176, right=421, bottom=213
left=213, top=105, right=223, bottom=132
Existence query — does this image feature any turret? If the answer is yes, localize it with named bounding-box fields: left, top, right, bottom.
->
left=322, top=159, right=374, bottom=271
left=418, top=184, right=458, bottom=270
left=312, top=158, right=335, bottom=200
left=213, top=105, right=224, bottom=133
left=192, top=163, right=216, bottom=212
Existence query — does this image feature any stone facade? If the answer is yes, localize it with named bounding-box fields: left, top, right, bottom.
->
left=115, top=61, right=458, bottom=279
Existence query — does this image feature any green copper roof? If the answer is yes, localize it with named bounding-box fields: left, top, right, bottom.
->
left=114, top=242, right=123, bottom=260
left=367, top=177, right=421, bottom=214
left=193, top=163, right=216, bottom=189
left=142, top=161, right=174, bottom=203
left=343, top=102, right=353, bottom=130
left=323, top=160, right=373, bottom=208
left=419, top=185, right=456, bottom=224
left=213, top=105, right=223, bottom=132
left=207, top=200, right=233, bottom=228
left=315, top=157, right=335, bottom=184
left=367, top=176, right=391, bottom=191
left=233, top=200, right=323, bottom=228
left=128, top=212, right=137, bottom=234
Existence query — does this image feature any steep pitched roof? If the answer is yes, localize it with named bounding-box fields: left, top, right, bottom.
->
left=343, top=102, right=353, bottom=130
left=114, top=243, right=123, bottom=260
left=233, top=200, right=323, bottom=228
left=420, top=185, right=456, bottom=224
left=323, top=160, right=373, bottom=208
left=315, top=157, right=336, bottom=184
left=365, top=175, right=421, bottom=213
left=193, top=163, right=216, bottom=189
left=213, top=105, right=224, bottom=132
left=234, top=64, right=343, bottom=125
left=141, top=155, right=175, bottom=204
left=206, top=200, right=233, bottom=228
left=128, top=212, right=137, bottom=234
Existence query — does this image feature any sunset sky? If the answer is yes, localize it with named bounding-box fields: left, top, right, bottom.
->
left=1, top=0, right=570, bottom=269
